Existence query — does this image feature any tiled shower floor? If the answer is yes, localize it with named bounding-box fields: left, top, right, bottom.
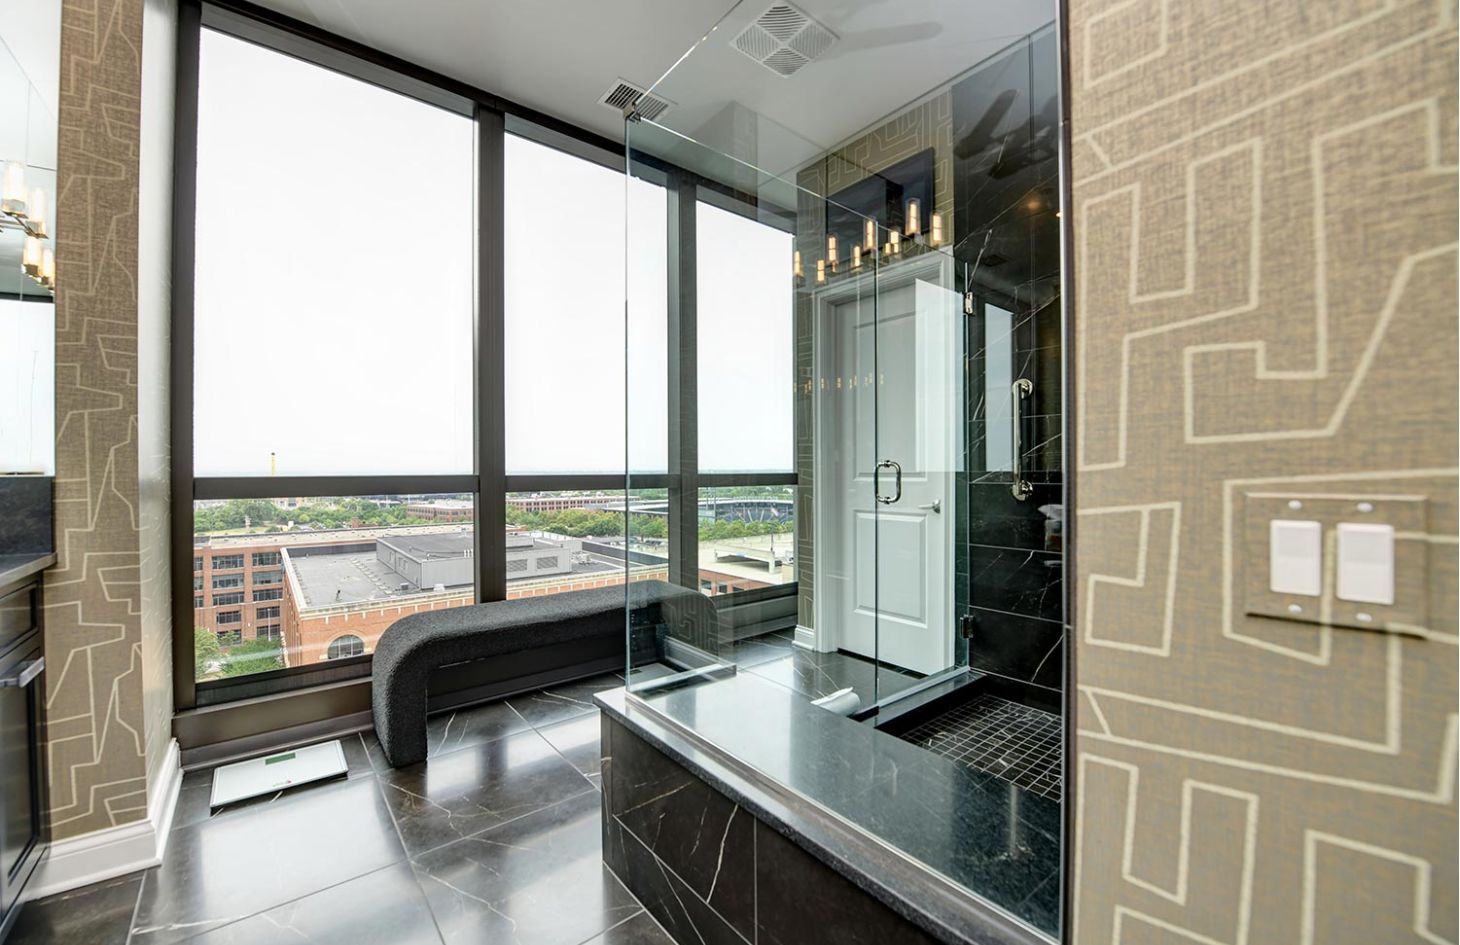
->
left=898, top=693, right=1063, bottom=800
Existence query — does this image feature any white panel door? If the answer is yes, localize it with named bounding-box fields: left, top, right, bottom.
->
left=818, top=270, right=959, bottom=678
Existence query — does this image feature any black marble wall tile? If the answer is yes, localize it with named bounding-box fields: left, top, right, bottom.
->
left=0, top=476, right=52, bottom=554
left=605, top=718, right=755, bottom=940
left=965, top=608, right=1063, bottom=691
left=966, top=481, right=1062, bottom=552
left=603, top=814, right=749, bottom=945
left=968, top=545, right=1063, bottom=622
left=754, top=821, right=939, bottom=945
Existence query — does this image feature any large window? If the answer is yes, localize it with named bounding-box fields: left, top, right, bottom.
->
left=695, top=201, right=794, bottom=473
left=503, top=135, right=667, bottom=475
left=503, top=490, right=668, bottom=599
left=192, top=29, right=473, bottom=478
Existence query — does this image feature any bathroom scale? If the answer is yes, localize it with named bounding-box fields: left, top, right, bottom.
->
left=209, top=739, right=349, bottom=808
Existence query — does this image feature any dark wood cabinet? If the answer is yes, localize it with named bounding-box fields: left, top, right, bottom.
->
left=0, top=575, right=47, bottom=943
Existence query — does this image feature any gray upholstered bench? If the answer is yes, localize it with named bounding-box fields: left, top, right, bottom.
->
left=370, top=580, right=717, bottom=767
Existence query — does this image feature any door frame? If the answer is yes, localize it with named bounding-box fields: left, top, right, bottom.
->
left=810, top=250, right=957, bottom=667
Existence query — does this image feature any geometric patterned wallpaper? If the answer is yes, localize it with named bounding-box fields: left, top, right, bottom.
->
left=42, top=0, right=151, bottom=842
left=1069, top=0, right=1458, bottom=942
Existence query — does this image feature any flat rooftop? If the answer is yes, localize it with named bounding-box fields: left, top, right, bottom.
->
left=378, top=532, right=474, bottom=561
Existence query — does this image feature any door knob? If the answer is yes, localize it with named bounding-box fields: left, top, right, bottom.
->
left=917, top=500, right=942, bottom=514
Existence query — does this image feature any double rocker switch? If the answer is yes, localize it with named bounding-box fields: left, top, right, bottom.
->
left=1270, top=519, right=1394, bottom=605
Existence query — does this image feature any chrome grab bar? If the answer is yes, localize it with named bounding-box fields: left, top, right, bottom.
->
left=0, top=657, right=43, bottom=688
left=1011, top=378, right=1034, bottom=501
left=875, top=459, right=903, bottom=505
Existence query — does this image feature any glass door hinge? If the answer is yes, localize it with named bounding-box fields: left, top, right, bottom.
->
left=963, top=292, right=975, bottom=315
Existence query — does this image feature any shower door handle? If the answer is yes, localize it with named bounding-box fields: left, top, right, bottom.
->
left=1011, top=378, right=1034, bottom=501
left=875, top=460, right=902, bottom=505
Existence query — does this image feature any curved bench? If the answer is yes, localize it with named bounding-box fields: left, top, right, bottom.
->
left=371, top=580, right=718, bottom=767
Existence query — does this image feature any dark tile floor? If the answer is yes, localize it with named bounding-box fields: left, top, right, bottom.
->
left=9, top=672, right=676, bottom=945
left=728, top=628, right=923, bottom=707
left=900, top=692, right=1063, bottom=799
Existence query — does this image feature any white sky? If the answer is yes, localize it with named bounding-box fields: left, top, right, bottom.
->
left=194, top=29, right=793, bottom=480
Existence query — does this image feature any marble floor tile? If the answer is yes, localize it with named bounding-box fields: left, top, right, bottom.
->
left=131, top=777, right=405, bottom=945
left=581, top=911, right=677, bottom=945
left=425, top=698, right=531, bottom=759
left=536, top=710, right=602, bottom=776
left=745, top=648, right=921, bottom=705
left=7, top=873, right=141, bottom=945
left=413, top=791, right=640, bottom=945
left=730, top=632, right=796, bottom=668
left=378, top=728, right=595, bottom=856
left=179, top=863, right=442, bottom=945
left=507, top=672, right=621, bottom=727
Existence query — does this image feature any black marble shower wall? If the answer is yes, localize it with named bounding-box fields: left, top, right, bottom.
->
left=954, top=26, right=1065, bottom=695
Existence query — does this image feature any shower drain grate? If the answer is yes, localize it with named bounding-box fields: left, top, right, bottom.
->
left=900, top=693, right=1063, bottom=800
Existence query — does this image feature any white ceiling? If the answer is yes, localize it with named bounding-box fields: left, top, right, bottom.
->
left=246, top=0, right=736, bottom=143
left=246, top=0, right=1054, bottom=177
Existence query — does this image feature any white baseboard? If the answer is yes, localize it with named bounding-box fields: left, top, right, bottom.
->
left=28, top=738, right=182, bottom=900
left=793, top=624, right=816, bottom=650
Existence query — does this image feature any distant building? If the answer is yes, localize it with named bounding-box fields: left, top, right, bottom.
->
left=506, top=493, right=622, bottom=514
left=403, top=499, right=474, bottom=522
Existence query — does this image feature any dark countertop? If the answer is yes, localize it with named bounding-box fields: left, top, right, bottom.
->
left=597, top=672, right=1060, bottom=945
left=0, top=553, right=56, bottom=591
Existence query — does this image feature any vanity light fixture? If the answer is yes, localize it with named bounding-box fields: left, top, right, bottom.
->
left=826, top=233, right=838, bottom=272
left=25, top=187, right=46, bottom=238
left=888, top=230, right=901, bottom=255
left=929, top=212, right=944, bottom=247
left=21, top=236, right=42, bottom=276
left=851, top=244, right=862, bottom=270
left=39, top=246, right=55, bottom=289
left=815, top=259, right=826, bottom=284
left=2, top=161, right=25, bottom=216
left=904, top=198, right=920, bottom=236
left=863, top=218, right=876, bottom=252
left=793, top=250, right=803, bottom=282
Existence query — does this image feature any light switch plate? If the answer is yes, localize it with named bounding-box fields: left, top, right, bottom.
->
left=1242, top=492, right=1428, bottom=633
left=1269, top=520, right=1322, bottom=596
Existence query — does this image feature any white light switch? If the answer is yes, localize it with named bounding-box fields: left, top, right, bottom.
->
left=1336, top=523, right=1395, bottom=605
left=1270, top=520, right=1322, bottom=597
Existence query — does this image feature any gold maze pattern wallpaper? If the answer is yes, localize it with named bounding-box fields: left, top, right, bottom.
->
left=1068, top=0, right=1458, bottom=942
left=44, top=0, right=151, bottom=841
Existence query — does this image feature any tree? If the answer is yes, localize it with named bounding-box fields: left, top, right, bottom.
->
left=221, top=638, right=285, bottom=677
left=194, top=627, right=222, bottom=679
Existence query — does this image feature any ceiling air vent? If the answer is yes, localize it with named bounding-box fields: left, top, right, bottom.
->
left=732, top=3, right=837, bottom=77
left=599, top=79, right=673, bottom=121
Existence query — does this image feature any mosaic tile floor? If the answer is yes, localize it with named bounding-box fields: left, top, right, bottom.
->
left=899, top=693, right=1063, bottom=800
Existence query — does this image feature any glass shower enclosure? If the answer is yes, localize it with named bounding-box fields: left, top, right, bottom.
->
left=622, top=1, right=1065, bottom=938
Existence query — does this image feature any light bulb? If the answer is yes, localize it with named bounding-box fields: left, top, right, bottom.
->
left=904, top=198, right=921, bottom=236
left=26, top=187, right=46, bottom=237
left=929, top=213, right=944, bottom=247
left=22, top=236, right=42, bottom=275
left=863, top=218, right=876, bottom=251
left=2, top=161, right=26, bottom=216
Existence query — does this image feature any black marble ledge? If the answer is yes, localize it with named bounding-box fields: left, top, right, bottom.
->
left=0, top=553, right=56, bottom=592
left=597, top=677, right=1059, bottom=945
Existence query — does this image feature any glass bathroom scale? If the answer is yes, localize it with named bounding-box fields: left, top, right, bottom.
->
left=209, top=739, right=348, bottom=808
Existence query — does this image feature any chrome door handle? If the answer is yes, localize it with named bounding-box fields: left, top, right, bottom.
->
left=875, top=459, right=903, bottom=505
left=917, top=500, right=942, bottom=514
left=0, top=657, right=43, bottom=688
left=1011, top=378, right=1033, bottom=501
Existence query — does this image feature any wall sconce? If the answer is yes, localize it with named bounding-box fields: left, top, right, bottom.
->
left=888, top=230, right=901, bottom=255
left=793, top=250, right=803, bottom=283
left=929, top=212, right=944, bottom=247
left=39, top=246, right=54, bottom=289
left=826, top=233, right=838, bottom=273
left=863, top=218, right=876, bottom=253
left=815, top=259, right=826, bottom=284
left=26, top=187, right=47, bottom=239
left=904, top=198, right=920, bottom=237
left=851, top=244, right=862, bottom=270
left=22, top=236, right=42, bottom=276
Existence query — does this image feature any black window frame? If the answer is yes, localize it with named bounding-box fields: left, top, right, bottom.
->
left=169, top=0, right=798, bottom=727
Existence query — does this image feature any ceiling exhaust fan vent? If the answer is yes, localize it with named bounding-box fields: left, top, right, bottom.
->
left=599, top=79, right=673, bottom=121
left=732, top=3, right=837, bottom=77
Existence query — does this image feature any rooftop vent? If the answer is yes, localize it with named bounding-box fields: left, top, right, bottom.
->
left=732, top=3, right=837, bottom=77
left=599, top=78, right=673, bottom=121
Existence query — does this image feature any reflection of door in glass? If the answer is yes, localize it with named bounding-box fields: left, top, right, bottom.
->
left=816, top=260, right=960, bottom=680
